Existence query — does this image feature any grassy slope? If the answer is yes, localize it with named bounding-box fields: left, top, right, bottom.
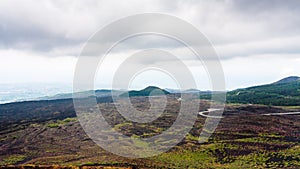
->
left=200, top=79, right=300, bottom=106
left=227, top=80, right=300, bottom=106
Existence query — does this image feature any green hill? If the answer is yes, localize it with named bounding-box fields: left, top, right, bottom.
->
left=226, top=76, right=300, bottom=106
left=120, top=86, right=170, bottom=97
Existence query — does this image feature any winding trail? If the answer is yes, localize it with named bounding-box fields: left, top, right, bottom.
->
left=198, top=108, right=224, bottom=118
left=199, top=108, right=300, bottom=117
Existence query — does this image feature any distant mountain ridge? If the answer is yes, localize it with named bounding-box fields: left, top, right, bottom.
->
left=1, top=76, right=299, bottom=106
left=38, top=89, right=122, bottom=101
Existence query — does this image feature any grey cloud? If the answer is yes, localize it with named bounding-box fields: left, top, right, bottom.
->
left=231, top=0, right=300, bottom=12
left=229, top=0, right=300, bottom=36
left=0, top=26, right=81, bottom=54
left=1, top=0, right=300, bottom=60
left=0, top=0, right=175, bottom=55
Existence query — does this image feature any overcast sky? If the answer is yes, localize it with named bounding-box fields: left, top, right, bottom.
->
left=1, top=0, right=300, bottom=90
